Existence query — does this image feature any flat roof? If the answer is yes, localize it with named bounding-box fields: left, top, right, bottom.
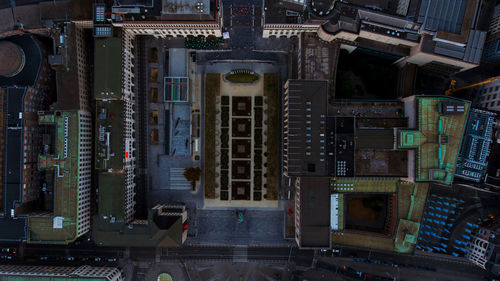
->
left=0, top=87, right=27, bottom=242
left=356, top=128, right=394, bottom=149
left=298, top=177, right=331, bottom=248
left=98, top=173, right=126, bottom=220
left=94, top=37, right=122, bottom=100
left=398, top=96, right=470, bottom=185
left=95, top=100, right=125, bottom=170
left=111, top=0, right=217, bottom=22
left=284, top=80, right=328, bottom=177
left=29, top=111, right=82, bottom=244
left=93, top=208, right=184, bottom=247
left=455, top=108, right=496, bottom=182
left=161, top=0, right=210, bottom=15
left=53, top=23, right=86, bottom=111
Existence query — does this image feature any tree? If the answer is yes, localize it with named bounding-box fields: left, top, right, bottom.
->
left=183, top=167, right=201, bottom=190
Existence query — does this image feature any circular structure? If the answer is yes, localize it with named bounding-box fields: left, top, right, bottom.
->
left=157, top=273, right=173, bottom=281
left=309, top=0, right=335, bottom=17
left=0, top=41, right=26, bottom=77
left=224, top=70, right=259, bottom=84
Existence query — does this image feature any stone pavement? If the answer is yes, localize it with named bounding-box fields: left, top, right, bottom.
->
left=189, top=209, right=291, bottom=246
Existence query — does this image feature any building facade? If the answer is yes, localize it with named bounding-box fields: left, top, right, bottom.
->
left=466, top=218, right=500, bottom=275
left=475, top=77, right=500, bottom=111
left=0, top=265, right=122, bottom=281
left=264, top=0, right=487, bottom=73
left=482, top=3, right=500, bottom=63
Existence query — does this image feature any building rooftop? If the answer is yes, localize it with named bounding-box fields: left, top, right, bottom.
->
left=284, top=80, right=328, bottom=177
left=98, top=173, right=126, bottom=220
left=95, top=100, right=125, bottom=171
left=109, top=0, right=218, bottom=23
left=298, top=177, right=331, bottom=248
left=53, top=23, right=88, bottom=111
left=93, top=205, right=186, bottom=247
left=399, top=96, right=470, bottom=185
left=417, top=0, right=469, bottom=35
left=0, top=264, right=119, bottom=281
left=94, top=37, right=122, bottom=101
left=0, top=35, right=42, bottom=88
left=455, top=108, right=496, bottom=182
left=0, top=87, right=28, bottom=242
left=331, top=181, right=429, bottom=253
left=28, top=111, right=83, bottom=244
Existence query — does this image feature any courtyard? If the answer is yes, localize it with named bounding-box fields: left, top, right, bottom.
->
left=204, top=72, right=279, bottom=207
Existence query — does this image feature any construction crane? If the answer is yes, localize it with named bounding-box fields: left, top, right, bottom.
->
left=445, top=77, right=500, bottom=96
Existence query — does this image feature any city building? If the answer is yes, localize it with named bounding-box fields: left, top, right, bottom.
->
left=294, top=177, right=331, bottom=249
left=455, top=108, right=496, bottom=182
left=93, top=203, right=188, bottom=247
left=466, top=217, right=500, bottom=275
left=0, top=265, right=122, bottom=281
left=264, top=0, right=488, bottom=73
left=474, top=77, right=500, bottom=111
left=0, top=34, right=53, bottom=242
left=93, top=33, right=188, bottom=247
left=399, top=96, right=471, bottom=185
left=51, top=22, right=92, bottom=111
left=285, top=84, right=471, bottom=251
left=95, top=0, right=222, bottom=38
left=482, top=2, right=500, bottom=63
left=283, top=80, right=328, bottom=177
left=94, top=35, right=136, bottom=223
left=27, top=110, right=92, bottom=244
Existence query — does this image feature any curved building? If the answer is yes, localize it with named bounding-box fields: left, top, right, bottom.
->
left=0, top=41, right=25, bottom=77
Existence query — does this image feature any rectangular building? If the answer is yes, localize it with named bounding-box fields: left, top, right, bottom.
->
left=398, top=96, right=470, bottom=185
left=295, top=177, right=331, bottom=249
left=0, top=265, right=122, bottom=281
left=28, top=110, right=92, bottom=244
left=283, top=80, right=328, bottom=177
left=455, top=108, right=496, bottom=182
left=94, top=34, right=136, bottom=223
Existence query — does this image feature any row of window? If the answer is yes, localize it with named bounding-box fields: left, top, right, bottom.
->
left=481, top=100, right=500, bottom=108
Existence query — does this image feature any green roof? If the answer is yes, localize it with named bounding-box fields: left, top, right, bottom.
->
left=29, top=111, right=83, bottom=244
left=94, top=37, right=122, bottom=100
left=331, top=177, right=399, bottom=193
left=98, top=173, right=125, bottom=220
left=398, top=96, right=470, bottom=185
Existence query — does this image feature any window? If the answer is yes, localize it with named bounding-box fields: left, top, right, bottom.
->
left=497, top=101, right=500, bottom=106
left=488, top=95, right=491, bottom=100
left=496, top=86, right=499, bottom=91
left=494, top=94, right=498, bottom=99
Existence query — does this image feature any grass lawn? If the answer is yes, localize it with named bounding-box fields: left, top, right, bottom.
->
left=204, top=73, right=220, bottom=199
left=226, top=72, right=259, bottom=83
left=264, top=73, right=279, bottom=200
